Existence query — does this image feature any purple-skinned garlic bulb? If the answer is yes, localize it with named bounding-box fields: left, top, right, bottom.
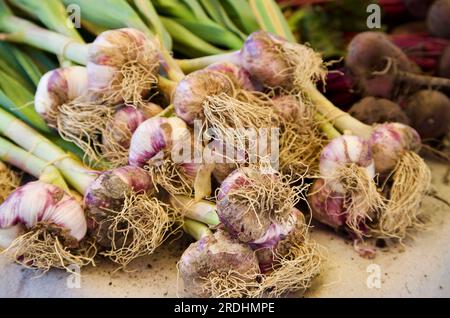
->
left=35, top=66, right=88, bottom=126
left=240, top=30, right=326, bottom=90
left=368, top=123, right=431, bottom=240
left=206, top=62, right=258, bottom=91
left=319, top=135, right=375, bottom=193
left=173, top=69, right=234, bottom=125
left=129, top=117, right=209, bottom=198
left=216, top=167, right=323, bottom=296
left=84, top=166, right=176, bottom=266
left=317, top=135, right=384, bottom=238
left=216, top=167, right=299, bottom=245
left=87, top=28, right=160, bottom=105
left=308, top=178, right=346, bottom=231
left=0, top=181, right=91, bottom=271
left=368, top=123, right=421, bottom=175
left=178, top=229, right=261, bottom=298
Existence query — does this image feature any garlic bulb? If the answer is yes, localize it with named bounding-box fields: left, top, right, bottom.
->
left=129, top=116, right=191, bottom=167
left=319, top=135, right=375, bottom=193
left=103, top=106, right=148, bottom=150
left=206, top=62, right=257, bottom=91
left=369, top=123, right=421, bottom=175
left=271, top=95, right=300, bottom=122
left=0, top=181, right=86, bottom=242
left=35, top=66, right=88, bottom=126
left=87, top=28, right=160, bottom=105
left=240, top=31, right=326, bottom=90
left=178, top=229, right=260, bottom=298
left=217, top=167, right=299, bottom=244
left=308, top=178, right=345, bottom=230
left=173, top=69, right=234, bottom=125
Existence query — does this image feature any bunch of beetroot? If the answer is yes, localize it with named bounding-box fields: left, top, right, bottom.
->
left=336, top=1, right=450, bottom=143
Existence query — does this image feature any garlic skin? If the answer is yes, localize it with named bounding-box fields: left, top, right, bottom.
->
left=87, top=28, right=159, bottom=104
left=128, top=116, right=191, bottom=167
left=84, top=166, right=154, bottom=248
left=104, top=106, right=148, bottom=149
left=85, top=166, right=153, bottom=210
left=319, top=135, right=375, bottom=193
left=308, top=178, right=345, bottom=230
left=217, top=167, right=293, bottom=245
left=35, top=66, right=88, bottom=126
left=240, top=30, right=326, bottom=91
left=173, top=69, right=234, bottom=125
left=206, top=62, right=257, bottom=91
left=0, top=182, right=87, bottom=242
left=178, top=229, right=260, bottom=298
left=369, top=123, right=421, bottom=175
left=0, top=225, right=23, bottom=250
left=272, top=95, right=300, bottom=122
left=241, top=31, right=291, bottom=89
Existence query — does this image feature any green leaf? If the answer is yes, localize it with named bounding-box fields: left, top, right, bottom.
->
left=61, top=0, right=153, bottom=36
left=0, top=68, right=52, bottom=134
left=160, top=17, right=224, bottom=57
left=222, top=0, right=259, bottom=34
left=174, top=19, right=243, bottom=50
left=249, top=0, right=296, bottom=42
left=133, top=0, right=172, bottom=49
left=153, top=0, right=194, bottom=20
left=9, top=0, right=84, bottom=42
left=198, top=0, right=247, bottom=40
left=181, top=0, right=210, bottom=21
left=23, top=47, right=58, bottom=74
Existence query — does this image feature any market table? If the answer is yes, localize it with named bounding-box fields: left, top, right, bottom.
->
left=0, top=161, right=449, bottom=298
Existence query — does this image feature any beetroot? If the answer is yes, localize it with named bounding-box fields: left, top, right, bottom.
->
left=427, top=0, right=450, bottom=39
left=405, top=90, right=450, bottom=139
left=346, top=32, right=450, bottom=98
left=439, top=45, right=450, bottom=78
left=348, top=97, right=410, bottom=125
left=402, top=0, right=435, bottom=18
left=390, top=34, right=449, bottom=73
left=391, top=21, right=428, bottom=36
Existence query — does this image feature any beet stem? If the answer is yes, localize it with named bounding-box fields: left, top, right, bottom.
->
left=397, top=71, right=450, bottom=91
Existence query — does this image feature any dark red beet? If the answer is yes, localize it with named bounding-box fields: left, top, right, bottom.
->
left=346, top=32, right=450, bottom=98
left=402, top=0, right=435, bottom=18
left=439, top=45, right=450, bottom=78
left=405, top=90, right=450, bottom=139
left=391, top=21, right=428, bottom=35
left=390, top=34, right=449, bottom=72
left=427, top=0, right=450, bottom=39
left=349, top=97, right=410, bottom=125
left=346, top=32, right=419, bottom=98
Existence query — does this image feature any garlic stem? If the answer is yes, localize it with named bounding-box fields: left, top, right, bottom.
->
left=0, top=136, right=70, bottom=193
left=157, top=75, right=177, bottom=100
left=315, top=113, right=342, bottom=140
left=183, top=219, right=212, bottom=241
left=306, top=82, right=374, bottom=140
left=0, top=15, right=88, bottom=65
left=171, top=196, right=220, bottom=226
left=177, top=52, right=241, bottom=74
left=0, top=108, right=96, bottom=195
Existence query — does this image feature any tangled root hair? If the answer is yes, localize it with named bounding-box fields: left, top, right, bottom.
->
left=0, top=163, right=20, bottom=202
left=372, top=151, right=431, bottom=240
left=3, top=223, right=96, bottom=273
left=99, top=192, right=180, bottom=268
